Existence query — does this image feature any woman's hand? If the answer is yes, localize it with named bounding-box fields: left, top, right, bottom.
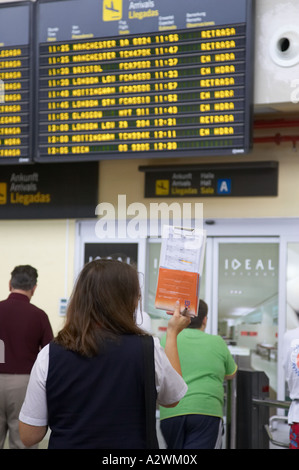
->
left=165, top=301, right=191, bottom=376
left=167, top=301, right=191, bottom=335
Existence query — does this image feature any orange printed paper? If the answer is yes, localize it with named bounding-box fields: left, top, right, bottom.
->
left=154, top=226, right=206, bottom=317
left=155, top=267, right=200, bottom=316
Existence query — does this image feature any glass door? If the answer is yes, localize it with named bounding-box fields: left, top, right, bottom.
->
left=284, top=241, right=299, bottom=403
left=286, top=242, right=299, bottom=331
left=213, top=238, right=280, bottom=397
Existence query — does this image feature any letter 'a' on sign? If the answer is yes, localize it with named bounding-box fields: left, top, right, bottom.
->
left=103, top=0, right=122, bottom=21
left=217, top=178, right=232, bottom=194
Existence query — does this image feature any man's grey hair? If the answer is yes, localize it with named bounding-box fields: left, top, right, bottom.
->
left=10, top=265, right=38, bottom=291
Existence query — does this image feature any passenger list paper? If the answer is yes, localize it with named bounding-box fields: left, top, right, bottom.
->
left=155, top=226, right=206, bottom=316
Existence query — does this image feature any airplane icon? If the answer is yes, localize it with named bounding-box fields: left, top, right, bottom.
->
left=103, top=0, right=122, bottom=21
left=105, top=1, right=119, bottom=13
left=0, top=183, right=7, bottom=204
left=155, top=180, right=170, bottom=195
left=157, top=182, right=168, bottom=190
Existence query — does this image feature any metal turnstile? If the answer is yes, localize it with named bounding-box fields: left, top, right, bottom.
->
left=236, top=369, right=270, bottom=449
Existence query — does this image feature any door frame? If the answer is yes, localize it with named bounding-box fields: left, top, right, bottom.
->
left=74, top=219, right=147, bottom=296
left=201, top=218, right=299, bottom=401
left=75, top=217, right=299, bottom=400
left=211, top=236, right=280, bottom=335
left=211, top=236, right=281, bottom=396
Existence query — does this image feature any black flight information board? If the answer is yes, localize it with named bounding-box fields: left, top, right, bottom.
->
left=0, top=2, right=33, bottom=165
left=36, top=0, right=254, bottom=162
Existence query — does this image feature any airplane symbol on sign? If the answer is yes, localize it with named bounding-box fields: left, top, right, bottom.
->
left=105, top=1, right=119, bottom=12
left=103, top=0, right=122, bottom=21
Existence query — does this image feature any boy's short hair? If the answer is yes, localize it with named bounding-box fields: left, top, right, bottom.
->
left=188, top=299, right=208, bottom=329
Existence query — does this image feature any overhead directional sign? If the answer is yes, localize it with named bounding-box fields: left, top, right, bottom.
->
left=139, top=161, right=278, bottom=198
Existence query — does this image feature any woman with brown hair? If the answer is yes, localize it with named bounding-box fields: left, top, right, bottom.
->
left=18, top=259, right=190, bottom=449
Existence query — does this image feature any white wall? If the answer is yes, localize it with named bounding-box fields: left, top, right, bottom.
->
left=0, top=219, right=75, bottom=335
left=254, top=0, right=299, bottom=109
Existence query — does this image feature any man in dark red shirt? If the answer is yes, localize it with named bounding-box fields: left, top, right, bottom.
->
left=0, top=265, right=53, bottom=448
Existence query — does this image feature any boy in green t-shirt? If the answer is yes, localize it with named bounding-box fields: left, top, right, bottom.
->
left=159, top=300, right=237, bottom=449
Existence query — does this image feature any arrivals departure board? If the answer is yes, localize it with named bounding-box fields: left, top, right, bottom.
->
left=0, top=2, right=33, bottom=165
left=36, top=0, right=254, bottom=162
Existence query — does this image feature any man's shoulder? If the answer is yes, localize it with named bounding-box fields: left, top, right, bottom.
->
left=0, top=297, right=13, bottom=311
left=28, top=302, right=47, bottom=316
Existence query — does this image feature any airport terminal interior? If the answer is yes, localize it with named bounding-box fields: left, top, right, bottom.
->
left=1, top=0, right=299, bottom=449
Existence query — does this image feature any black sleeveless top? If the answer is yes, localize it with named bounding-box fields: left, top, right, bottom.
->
left=46, top=335, right=155, bottom=449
